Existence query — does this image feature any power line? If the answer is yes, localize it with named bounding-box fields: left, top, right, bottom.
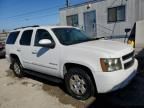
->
left=1, top=0, right=88, bottom=29
left=1, top=12, right=59, bottom=30
left=25, top=12, right=59, bottom=21
left=0, top=4, right=63, bottom=20
left=4, top=10, right=59, bottom=21
left=1, top=12, right=59, bottom=24
left=0, top=0, right=85, bottom=21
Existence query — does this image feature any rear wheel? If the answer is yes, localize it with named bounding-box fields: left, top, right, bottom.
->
left=64, top=67, right=95, bottom=100
left=12, top=59, right=24, bottom=78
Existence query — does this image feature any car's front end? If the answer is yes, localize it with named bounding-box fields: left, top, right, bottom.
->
left=94, top=50, right=138, bottom=93
left=51, top=26, right=138, bottom=94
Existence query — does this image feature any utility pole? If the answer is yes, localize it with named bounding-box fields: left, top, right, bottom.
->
left=66, top=0, right=69, bottom=7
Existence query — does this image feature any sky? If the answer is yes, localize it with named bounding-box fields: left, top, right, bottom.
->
left=0, top=0, right=86, bottom=31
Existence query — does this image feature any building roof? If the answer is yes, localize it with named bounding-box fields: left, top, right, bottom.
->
left=59, top=0, right=105, bottom=11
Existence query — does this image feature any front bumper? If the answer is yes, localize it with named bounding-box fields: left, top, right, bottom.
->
left=95, top=59, right=138, bottom=93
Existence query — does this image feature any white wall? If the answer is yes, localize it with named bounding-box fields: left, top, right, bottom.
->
left=60, top=0, right=143, bottom=38
left=137, top=0, right=144, bottom=20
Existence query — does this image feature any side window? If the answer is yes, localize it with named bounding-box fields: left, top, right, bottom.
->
left=20, top=30, right=33, bottom=46
left=6, top=31, right=20, bottom=44
left=34, top=29, right=53, bottom=46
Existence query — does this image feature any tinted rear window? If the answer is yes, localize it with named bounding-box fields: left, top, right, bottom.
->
left=20, top=30, right=33, bottom=46
left=6, top=31, right=20, bottom=44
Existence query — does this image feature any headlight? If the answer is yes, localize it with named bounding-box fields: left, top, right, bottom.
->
left=100, top=58, right=122, bottom=72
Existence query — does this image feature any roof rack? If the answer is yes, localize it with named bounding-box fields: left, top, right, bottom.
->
left=14, top=25, right=39, bottom=30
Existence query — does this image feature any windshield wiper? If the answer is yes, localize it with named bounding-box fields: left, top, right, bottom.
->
left=67, top=37, right=106, bottom=45
left=89, top=37, right=105, bottom=41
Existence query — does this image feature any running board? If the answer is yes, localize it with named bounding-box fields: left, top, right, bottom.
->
left=23, top=69, right=63, bottom=83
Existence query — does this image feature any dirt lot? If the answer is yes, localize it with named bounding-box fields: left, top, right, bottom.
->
left=0, top=58, right=144, bottom=108
left=0, top=58, right=96, bottom=108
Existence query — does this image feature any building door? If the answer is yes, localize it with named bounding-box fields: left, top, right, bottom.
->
left=84, top=10, right=96, bottom=37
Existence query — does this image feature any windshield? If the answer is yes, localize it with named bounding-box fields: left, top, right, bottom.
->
left=52, top=28, right=95, bottom=45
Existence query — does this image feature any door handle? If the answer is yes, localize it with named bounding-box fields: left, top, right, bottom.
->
left=32, top=51, right=38, bottom=54
left=17, top=49, right=21, bottom=52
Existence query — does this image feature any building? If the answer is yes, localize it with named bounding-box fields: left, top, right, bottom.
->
left=59, top=0, right=144, bottom=40
left=0, top=33, right=8, bottom=43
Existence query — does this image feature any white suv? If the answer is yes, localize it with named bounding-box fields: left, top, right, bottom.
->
left=6, top=25, right=138, bottom=100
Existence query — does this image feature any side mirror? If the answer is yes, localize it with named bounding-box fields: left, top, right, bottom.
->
left=125, top=28, right=131, bottom=33
left=39, top=39, right=55, bottom=48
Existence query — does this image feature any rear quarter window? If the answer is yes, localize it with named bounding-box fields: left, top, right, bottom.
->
left=6, top=31, right=20, bottom=44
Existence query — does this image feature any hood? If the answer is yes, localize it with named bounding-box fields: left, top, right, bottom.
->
left=70, top=40, right=133, bottom=57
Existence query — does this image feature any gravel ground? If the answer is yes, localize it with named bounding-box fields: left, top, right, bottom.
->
left=1, top=58, right=144, bottom=108
left=0, top=58, right=95, bottom=108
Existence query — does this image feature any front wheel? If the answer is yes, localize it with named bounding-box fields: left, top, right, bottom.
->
left=64, top=67, right=95, bottom=100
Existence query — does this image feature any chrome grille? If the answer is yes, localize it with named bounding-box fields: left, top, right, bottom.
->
left=122, top=51, right=134, bottom=61
left=122, top=51, right=134, bottom=69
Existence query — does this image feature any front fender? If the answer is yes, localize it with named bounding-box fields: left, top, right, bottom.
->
left=60, top=59, right=98, bottom=79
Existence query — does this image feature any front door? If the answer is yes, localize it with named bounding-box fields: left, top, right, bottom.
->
left=84, top=10, right=96, bottom=37
left=30, top=29, right=60, bottom=77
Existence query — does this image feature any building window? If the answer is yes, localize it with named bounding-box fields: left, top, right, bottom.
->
left=67, top=14, right=79, bottom=27
left=108, top=5, right=126, bottom=22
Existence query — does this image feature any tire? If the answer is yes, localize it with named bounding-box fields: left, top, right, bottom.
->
left=64, top=67, right=95, bottom=100
left=12, top=59, right=24, bottom=78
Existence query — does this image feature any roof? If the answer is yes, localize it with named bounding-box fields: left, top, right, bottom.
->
left=11, top=25, right=77, bottom=32
left=59, top=0, right=105, bottom=11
